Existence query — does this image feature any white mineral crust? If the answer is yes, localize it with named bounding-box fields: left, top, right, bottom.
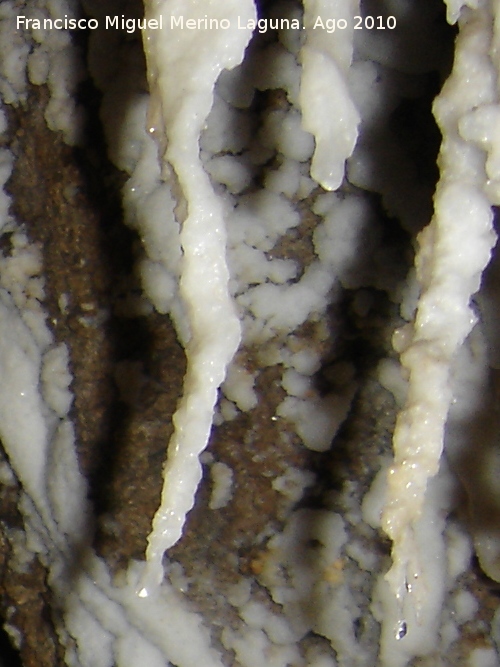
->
left=138, top=0, right=255, bottom=595
left=300, top=0, right=360, bottom=190
left=3, top=1, right=500, bottom=665
left=382, top=2, right=498, bottom=611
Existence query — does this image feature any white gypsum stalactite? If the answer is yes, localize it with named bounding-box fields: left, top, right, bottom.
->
left=300, top=0, right=360, bottom=191
left=138, top=0, right=255, bottom=595
left=381, top=1, right=498, bottom=609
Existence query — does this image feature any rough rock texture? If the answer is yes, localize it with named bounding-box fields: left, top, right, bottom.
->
left=0, top=13, right=498, bottom=667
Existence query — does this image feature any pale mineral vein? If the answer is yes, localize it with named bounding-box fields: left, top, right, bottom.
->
left=382, top=2, right=498, bottom=608
left=139, top=0, right=255, bottom=595
left=300, top=0, right=360, bottom=190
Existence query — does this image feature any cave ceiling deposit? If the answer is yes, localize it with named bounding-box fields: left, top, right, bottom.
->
left=0, top=1, right=499, bottom=666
